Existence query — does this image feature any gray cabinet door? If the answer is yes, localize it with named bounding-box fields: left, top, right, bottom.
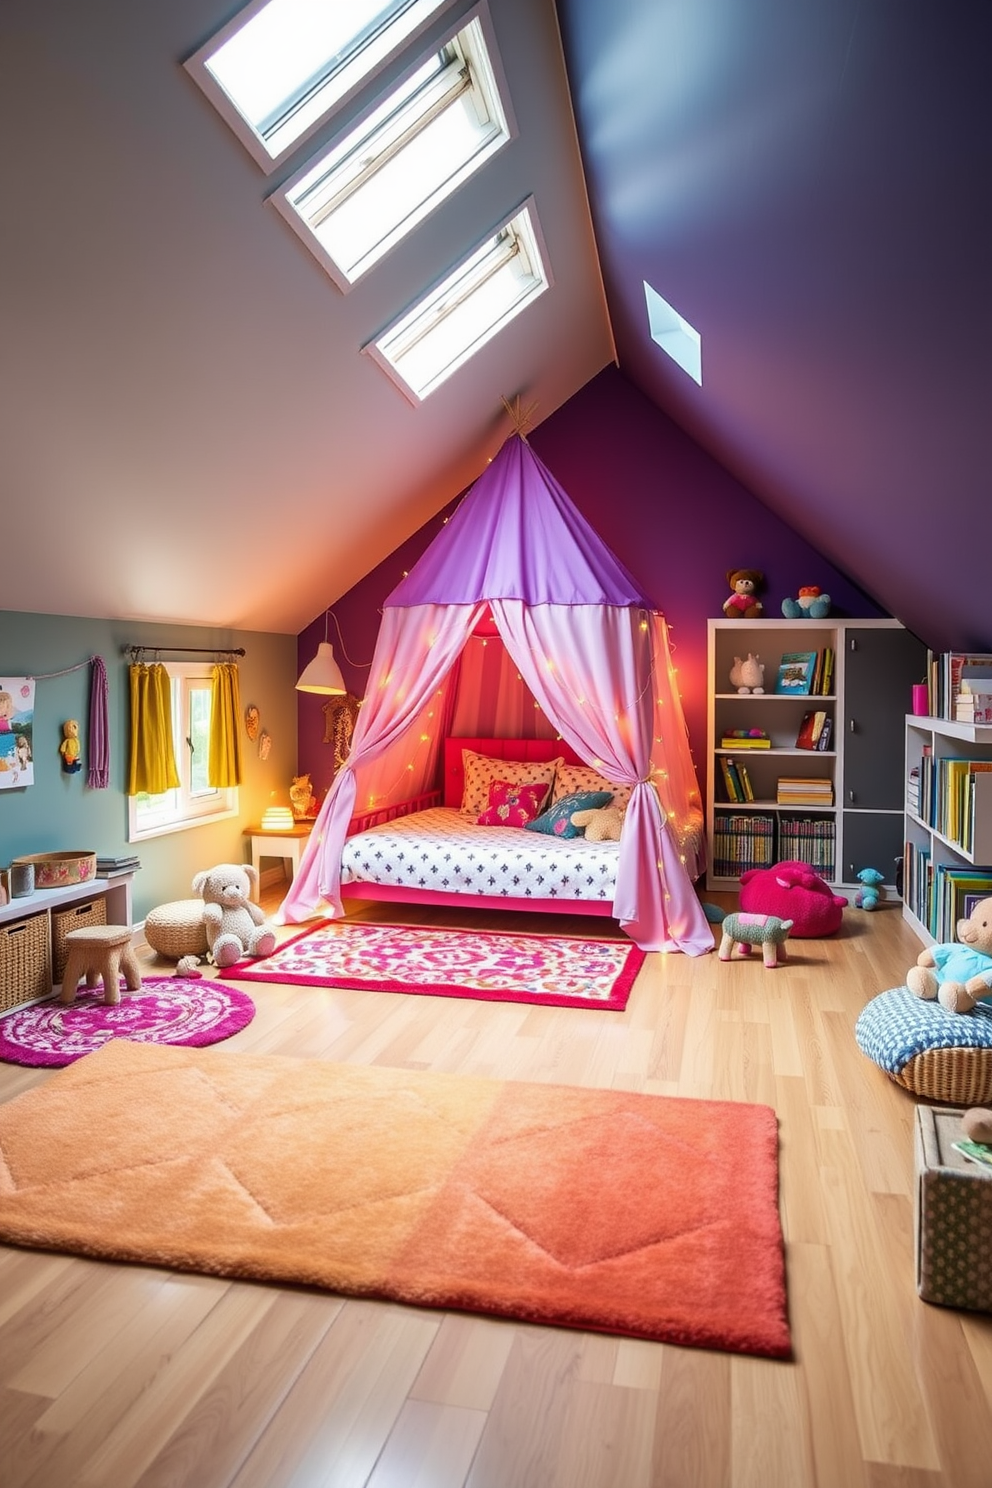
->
left=843, top=628, right=926, bottom=810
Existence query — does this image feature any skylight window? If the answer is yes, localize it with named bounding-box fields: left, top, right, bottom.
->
left=276, top=9, right=512, bottom=287
left=644, top=282, right=702, bottom=385
left=366, top=201, right=550, bottom=401
left=185, top=0, right=452, bottom=170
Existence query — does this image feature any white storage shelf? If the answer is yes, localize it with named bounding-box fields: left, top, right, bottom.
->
left=708, top=617, right=921, bottom=891
left=903, top=715, right=992, bottom=945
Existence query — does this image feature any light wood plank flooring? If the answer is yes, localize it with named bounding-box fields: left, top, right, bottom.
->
left=2, top=889, right=991, bottom=1488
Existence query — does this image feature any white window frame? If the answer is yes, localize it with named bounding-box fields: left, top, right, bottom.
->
left=127, top=662, right=239, bottom=842
left=183, top=0, right=455, bottom=173
left=364, top=197, right=551, bottom=402
left=272, top=4, right=515, bottom=289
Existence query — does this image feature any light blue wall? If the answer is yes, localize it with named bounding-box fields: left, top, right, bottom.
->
left=0, top=611, right=297, bottom=923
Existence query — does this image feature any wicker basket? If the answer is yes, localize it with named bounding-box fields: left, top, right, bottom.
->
left=52, top=898, right=108, bottom=983
left=0, top=913, right=52, bottom=1012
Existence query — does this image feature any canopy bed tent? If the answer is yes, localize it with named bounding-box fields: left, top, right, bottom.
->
left=279, top=435, right=712, bottom=954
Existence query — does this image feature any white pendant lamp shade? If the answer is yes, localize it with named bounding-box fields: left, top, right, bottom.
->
left=296, top=640, right=346, bottom=695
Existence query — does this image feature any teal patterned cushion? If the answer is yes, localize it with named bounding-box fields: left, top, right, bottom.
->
left=524, top=789, right=613, bottom=838
left=856, top=986, right=992, bottom=1075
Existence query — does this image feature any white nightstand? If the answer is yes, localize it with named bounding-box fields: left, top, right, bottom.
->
left=245, top=822, right=314, bottom=881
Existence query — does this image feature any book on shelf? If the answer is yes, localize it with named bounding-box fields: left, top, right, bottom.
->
left=777, top=814, right=836, bottom=877
left=720, top=735, right=771, bottom=748
left=735, top=759, right=755, bottom=801
left=773, top=651, right=818, bottom=694
left=929, top=651, right=992, bottom=721
left=720, top=756, right=744, bottom=802
left=810, top=646, right=834, bottom=696
left=956, top=691, right=992, bottom=725
left=711, top=812, right=776, bottom=876
left=96, top=855, right=141, bottom=873
left=815, top=716, right=833, bottom=751
left=776, top=776, right=834, bottom=806
left=795, top=709, right=827, bottom=749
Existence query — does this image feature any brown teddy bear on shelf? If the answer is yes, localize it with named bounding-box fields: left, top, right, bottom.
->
left=723, top=569, right=765, bottom=619
left=907, top=895, right=992, bottom=1013
left=571, top=805, right=625, bottom=842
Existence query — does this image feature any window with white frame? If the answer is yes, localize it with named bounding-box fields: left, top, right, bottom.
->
left=127, top=663, right=239, bottom=841
left=276, top=8, right=512, bottom=287
left=366, top=200, right=550, bottom=400
left=185, top=0, right=453, bottom=170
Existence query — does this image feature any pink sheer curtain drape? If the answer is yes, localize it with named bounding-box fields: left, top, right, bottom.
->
left=279, top=603, right=484, bottom=924
left=490, top=601, right=712, bottom=953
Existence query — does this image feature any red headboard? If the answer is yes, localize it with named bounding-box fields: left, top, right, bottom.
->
left=443, top=736, right=584, bottom=808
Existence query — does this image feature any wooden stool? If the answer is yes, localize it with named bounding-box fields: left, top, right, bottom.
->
left=60, top=925, right=142, bottom=1006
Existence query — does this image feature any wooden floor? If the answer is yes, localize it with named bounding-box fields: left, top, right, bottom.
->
left=2, top=888, right=992, bottom=1488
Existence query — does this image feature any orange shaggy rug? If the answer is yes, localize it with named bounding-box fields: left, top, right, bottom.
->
left=0, top=1039, right=791, bottom=1358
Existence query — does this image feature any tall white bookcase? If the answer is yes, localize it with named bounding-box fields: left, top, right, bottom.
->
left=903, top=714, right=992, bottom=946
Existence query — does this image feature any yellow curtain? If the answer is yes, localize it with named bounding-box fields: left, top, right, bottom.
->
left=127, top=663, right=180, bottom=796
left=209, top=662, right=242, bottom=787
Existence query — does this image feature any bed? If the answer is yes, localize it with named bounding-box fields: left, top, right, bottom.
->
left=339, top=737, right=706, bottom=919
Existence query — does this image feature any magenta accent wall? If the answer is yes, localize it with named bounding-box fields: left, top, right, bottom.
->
left=298, top=366, right=885, bottom=802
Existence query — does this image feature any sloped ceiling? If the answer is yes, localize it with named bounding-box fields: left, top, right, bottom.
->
left=0, top=0, right=612, bottom=632
left=555, top=0, right=992, bottom=652
left=2, top=0, right=989, bottom=651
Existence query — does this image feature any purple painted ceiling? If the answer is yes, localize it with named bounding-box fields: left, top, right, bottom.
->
left=553, top=0, right=992, bottom=653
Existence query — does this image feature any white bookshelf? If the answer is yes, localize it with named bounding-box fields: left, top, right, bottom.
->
left=903, top=714, right=992, bottom=945
left=707, top=618, right=925, bottom=890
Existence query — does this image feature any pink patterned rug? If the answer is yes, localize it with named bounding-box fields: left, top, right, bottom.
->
left=222, top=921, right=645, bottom=1009
left=0, top=977, right=255, bottom=1068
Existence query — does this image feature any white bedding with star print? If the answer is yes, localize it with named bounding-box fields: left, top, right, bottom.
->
left=340, top=807, right=621, bottom=903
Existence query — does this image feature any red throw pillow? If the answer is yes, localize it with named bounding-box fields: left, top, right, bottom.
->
left=477, top=780, right=548, bottom=828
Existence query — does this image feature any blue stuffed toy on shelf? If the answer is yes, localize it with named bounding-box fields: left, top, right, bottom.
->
left=782, top=585, right=831, bottom=619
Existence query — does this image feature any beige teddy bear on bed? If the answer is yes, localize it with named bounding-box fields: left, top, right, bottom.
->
left=570, top=805, right=625, bottom=841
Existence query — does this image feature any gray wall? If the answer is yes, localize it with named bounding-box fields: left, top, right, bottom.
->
left=0, top=612, right=297, bottom=923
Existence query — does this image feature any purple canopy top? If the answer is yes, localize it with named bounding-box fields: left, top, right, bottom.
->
left=385, top=436, right=656, bottom=609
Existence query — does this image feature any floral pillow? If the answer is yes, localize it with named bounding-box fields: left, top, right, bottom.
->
left=460, top=749, right=561, bottom=817
left=477, top=780, right=549, bottom=828
left=551, top=763, right=632, bottom=812
left=524, top=789, right=614, bottom=838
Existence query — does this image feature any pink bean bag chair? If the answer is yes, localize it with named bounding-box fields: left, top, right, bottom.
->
left=738, top=860, right=847, bottom=937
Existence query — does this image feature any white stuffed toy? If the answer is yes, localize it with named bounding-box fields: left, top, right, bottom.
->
left=191, top=863, right=276, bottom=969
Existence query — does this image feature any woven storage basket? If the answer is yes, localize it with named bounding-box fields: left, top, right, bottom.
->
left=0, top=913, right=51, bottom=1012
left=144, top=899, right=208, bottom=959
left=51, top=898, right=108, bottom=983
left=894, top=1048, right=992, bottom=1106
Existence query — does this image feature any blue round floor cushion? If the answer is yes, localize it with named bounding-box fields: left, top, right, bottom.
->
left=855, top=986, right=992, bottom=1104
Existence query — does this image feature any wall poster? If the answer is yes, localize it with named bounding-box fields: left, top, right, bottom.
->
left=0, top=677, right=35, bottom=788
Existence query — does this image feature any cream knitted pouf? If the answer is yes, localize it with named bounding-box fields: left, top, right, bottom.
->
left=144, top=899, right=208, bottom=960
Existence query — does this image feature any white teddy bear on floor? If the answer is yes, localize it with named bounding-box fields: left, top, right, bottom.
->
left=191, top=863, right=276, bottom=969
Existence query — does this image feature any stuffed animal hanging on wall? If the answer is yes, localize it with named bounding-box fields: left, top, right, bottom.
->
left=59, top=719, right=82, bottom=773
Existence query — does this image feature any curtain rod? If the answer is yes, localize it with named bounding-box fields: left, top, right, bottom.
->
left=122, top=645, right=246, bottom=659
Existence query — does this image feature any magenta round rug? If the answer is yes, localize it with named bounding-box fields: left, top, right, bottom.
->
left=0, top=977, right=256, bottom=1068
